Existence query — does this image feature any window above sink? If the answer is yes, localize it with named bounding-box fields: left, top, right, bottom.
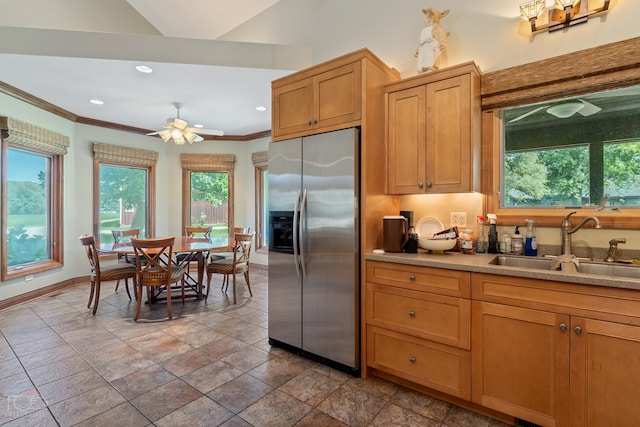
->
left=481, top=36, right=640, bottom=229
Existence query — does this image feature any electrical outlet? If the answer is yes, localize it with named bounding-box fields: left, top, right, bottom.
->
left=25, top=275, right=34, bottom=282
left=450, top=212, right=467, bottom=228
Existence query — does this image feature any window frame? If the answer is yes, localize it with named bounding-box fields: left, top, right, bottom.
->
left=180, top=153, right=235, bottom=246
left=93, top=161, right=155, bottom=243
left=1, top=141, right=64, bottom=280
left=482, top=36, right=640, bottom=229
left=252, top=151, right=268, bottom=251
left=92, top=142, right=157, bottom=244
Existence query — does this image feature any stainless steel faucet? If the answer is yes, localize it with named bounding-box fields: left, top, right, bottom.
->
left=561, top=211, right=601, bottom=256
left=604, top=237, right=626, bottom=263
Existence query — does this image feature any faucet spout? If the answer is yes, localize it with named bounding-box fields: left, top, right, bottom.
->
left=561, top=212, right=601, bottom=256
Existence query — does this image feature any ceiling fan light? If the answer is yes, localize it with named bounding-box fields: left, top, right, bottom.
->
left=184, top=132, right=198, bottom=144
left=547, top=100, right=585, bottom=118
left=173, top=133, right=185, bottom=145
left=159, top=129, right=172, bottom=142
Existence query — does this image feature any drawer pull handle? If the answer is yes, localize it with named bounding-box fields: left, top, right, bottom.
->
left=408, top=275, right=416, bottom=281
left=559, top=323, right=567, bottom=332
left=409, top=357, right=416, bottom=363
left=574, top=326, right=582, bottom=335
left=408, top=311, right=415, bottom=317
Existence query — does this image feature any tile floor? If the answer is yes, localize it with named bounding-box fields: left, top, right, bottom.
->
left=0, top=270, right=511, bottom=426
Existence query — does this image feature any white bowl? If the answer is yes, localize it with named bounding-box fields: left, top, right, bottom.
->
left=418, top=237, right=457, bottom=251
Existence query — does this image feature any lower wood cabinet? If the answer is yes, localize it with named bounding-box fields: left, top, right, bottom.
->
left=472, top=273, right=640, bottom=427
left=365, top=261, right=471, bottom=399
left=365, top=262, right=640, bottom=427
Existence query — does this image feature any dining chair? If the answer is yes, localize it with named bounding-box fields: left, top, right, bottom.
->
left=111, top=228, right=141, bottom=298
left=209, top=227, right=251, bottom=291
left=80, top=235, right=137, bottom=315
left=176, top=225, right=213, bottom=287
left=131, top=236, right=186, bottom=321
left=206, top=232, right=255, bottom=304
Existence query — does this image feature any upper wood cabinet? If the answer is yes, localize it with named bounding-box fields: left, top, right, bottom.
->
left=386, top=62, right=481, bottom=194
left=272, top=53, right=375, bottom=140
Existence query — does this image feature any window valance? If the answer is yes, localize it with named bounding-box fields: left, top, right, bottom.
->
left=251, top=151, right=268, bottom=168
left=92, top=142, right=158, bottom=166
left=180, top=153, right=235, bottom=171
left=0, top=117, right=70, bottom=155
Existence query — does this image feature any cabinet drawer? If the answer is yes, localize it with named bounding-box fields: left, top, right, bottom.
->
left=367, top=260, right=470, bottom=298
left=366, top=283, right=470, bottom=349
left=367, top=325, right=470, bottom=399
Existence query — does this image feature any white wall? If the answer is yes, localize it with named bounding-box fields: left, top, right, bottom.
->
left=0, top=94, right=268, bottom=301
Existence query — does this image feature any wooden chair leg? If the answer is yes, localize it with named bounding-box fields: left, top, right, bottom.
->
left=124, top=278, right=132, bottom=300
left=166, top=284, right=172, bottom=320
left=115, top=279, right=120, bottom=292
left=232, top=274, right=237, bottom=305
left=205, top=271, right=212, bottom=301
left=92, top=281, right=101, bottom=315
left=134, top=284, right=143, bottom=321
left=87, top=279, right=96, bottom=309
left=244, top=271, right=253, bottom=297
left=181, top=277, right=185, bottom=305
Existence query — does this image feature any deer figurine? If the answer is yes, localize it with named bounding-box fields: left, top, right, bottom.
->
left=415, top=8, right=450, bottom=73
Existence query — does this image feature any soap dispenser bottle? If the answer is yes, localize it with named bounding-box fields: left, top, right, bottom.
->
left=487, top=214, right=499, bottom=254
left=525, top=219, right=537, bottom=256
left=512, top=226, right=524, bottom=255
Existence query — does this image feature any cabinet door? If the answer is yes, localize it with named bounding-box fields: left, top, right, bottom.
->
left=315, top=61, right=361, bottom=129
left=387, top=86, right=426, bottom=194
left=570, top=318, right=640, bottom=427
left=272, top=78, right=314, bottom=138
left=426, top=74, right=472, bottom=193
left=471, top=301, right=570, bottom=427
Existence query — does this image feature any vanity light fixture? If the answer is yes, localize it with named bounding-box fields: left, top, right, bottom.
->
left=519, top=0, right=610, bottom=33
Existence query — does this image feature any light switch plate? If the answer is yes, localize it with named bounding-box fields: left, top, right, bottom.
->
left=450, top=212, right=467, bottom=228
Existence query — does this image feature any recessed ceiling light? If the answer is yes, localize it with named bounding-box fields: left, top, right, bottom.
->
left=194, top=124, right=204, bottom=128
left=135, top=65, right=153, bottom=74
left=89, top=99, right=104, bottom=105
left=256, top=105, right=267, bottom=111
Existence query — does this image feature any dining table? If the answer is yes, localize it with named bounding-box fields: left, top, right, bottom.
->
left=97, top=235, right=229, bottom=300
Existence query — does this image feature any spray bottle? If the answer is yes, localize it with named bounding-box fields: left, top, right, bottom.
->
left=524, top=219, right=537, bottom=256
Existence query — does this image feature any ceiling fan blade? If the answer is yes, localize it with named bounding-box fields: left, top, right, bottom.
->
left=509, top=105, right=548, bottom=123
left=577, top=99, right=602, bottom=116
left=193, top=128, right=225, bottom=136
left=146, top=131, right=160, bottom=136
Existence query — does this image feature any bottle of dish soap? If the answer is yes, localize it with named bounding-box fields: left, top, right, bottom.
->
left=512, top=226, right=524, bottom=255
left=525, top=219, right=537, bottom=256
left=487, top=214, right=499, bottom=254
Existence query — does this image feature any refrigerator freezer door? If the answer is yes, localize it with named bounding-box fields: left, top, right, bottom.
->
left=301, top=128, right=359, bottom=369
left=268, top=138, right=303, bottom=349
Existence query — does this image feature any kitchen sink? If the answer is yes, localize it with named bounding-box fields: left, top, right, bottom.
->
left=488, top=255, right=553, bottom=270
left=576, top=262, right=640, bottom=280
left=489, top=255, right=640, bottom=280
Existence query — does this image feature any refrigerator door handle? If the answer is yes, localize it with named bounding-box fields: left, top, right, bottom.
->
left=300, top=188, right=308, bottom=278
left=293, top=188, right=302, bottom=277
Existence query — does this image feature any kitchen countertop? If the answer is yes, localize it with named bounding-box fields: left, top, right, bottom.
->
left=365, top=250, right=640, bottom=291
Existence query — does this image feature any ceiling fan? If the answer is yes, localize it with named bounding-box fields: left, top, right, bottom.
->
left=508, top=99, right=602, bottom=123
left=146, top=102, right=224, bottom=144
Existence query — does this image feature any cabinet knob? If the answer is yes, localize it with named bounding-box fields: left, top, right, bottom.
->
left=307, top=120, right=313, bottom=126
left=408, top=274, right=415, bottom=281
left=574, top=326, right=582, bottom=335
left=427, top=181, right=432, bottom=188
left=418, top=182, right=424, bottom=189
left=409, top=357, right=416, bottom=363
left=408, top=311, right=415, bottom=317
left=559, top=323, right=567, bottom=332
left=313, top=119, right=318, bottom=124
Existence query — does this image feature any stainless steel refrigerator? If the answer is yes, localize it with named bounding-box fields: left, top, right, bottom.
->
left=268, top=128, right=360, bottom=374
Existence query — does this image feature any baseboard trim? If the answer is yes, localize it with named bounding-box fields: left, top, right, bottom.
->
left=0, top=276, right=89, bottom=311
